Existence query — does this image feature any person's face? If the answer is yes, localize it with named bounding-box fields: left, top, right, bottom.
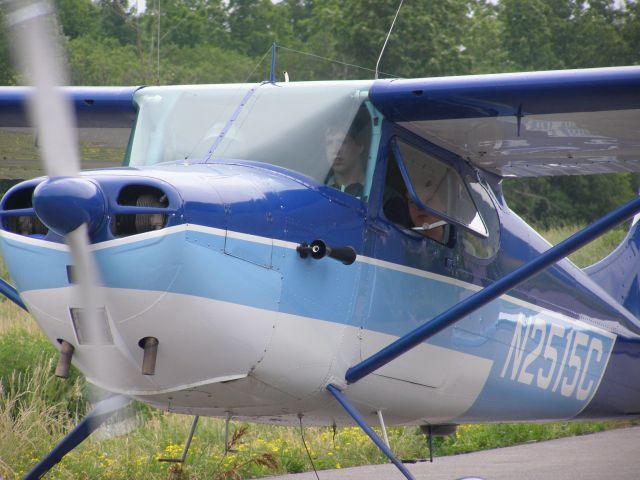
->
left=326, top=132, right=362, bottom=174
left=408, top=198, right=438, bottom=228
left=407, top=189, right=446, bottom=239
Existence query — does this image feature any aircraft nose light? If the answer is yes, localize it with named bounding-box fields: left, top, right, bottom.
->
left=33, top=177, right=106, bottom=236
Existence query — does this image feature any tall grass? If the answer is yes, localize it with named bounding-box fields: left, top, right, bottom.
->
left=0, top=224, right=636, bottom=478
left=541, top=224, right=627, bottom=268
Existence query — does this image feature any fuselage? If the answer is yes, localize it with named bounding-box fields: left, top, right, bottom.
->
left=1, top=80, right=640, bottom=427
left=2, top=157, right=640, bottom=426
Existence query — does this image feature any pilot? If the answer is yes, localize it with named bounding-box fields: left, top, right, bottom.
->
left=325, top=128, right=365, bottom=197
left=325, top=107, right=371, bottom=198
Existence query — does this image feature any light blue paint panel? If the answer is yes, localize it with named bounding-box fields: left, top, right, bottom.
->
left=0, top=237, right=71, bottom=291
left=225, top=235, right=272, bottom=268
left=273, top=243, right=363, bottom=327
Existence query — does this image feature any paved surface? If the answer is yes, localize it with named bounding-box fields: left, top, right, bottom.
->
left=264, top=426, right=640, bottom=480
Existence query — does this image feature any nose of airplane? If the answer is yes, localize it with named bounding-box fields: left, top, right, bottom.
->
left=32, top=177, right=106, bottom=236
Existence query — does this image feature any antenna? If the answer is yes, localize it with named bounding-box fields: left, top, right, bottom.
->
left=375, top=0, right=404, bottom=80
left=157, top=0, right=161, bottom=84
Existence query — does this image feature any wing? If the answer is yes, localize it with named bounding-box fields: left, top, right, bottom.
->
left=369, top=66, right=640, bottom=177
left=0, top=86, right=140, bottom=179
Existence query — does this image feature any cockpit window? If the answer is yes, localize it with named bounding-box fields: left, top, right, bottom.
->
left=383, top=145, right=451, bottom=245
left=324, top=105, right=372, bottom=199
left=393, top=139, right=488, bottom=238
left=127, top=81, right=380, bottom=199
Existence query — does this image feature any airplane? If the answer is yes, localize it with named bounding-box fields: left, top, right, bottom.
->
left=1, top=4, right=640, bottom=480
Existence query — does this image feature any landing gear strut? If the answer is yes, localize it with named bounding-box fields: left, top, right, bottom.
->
left=159, top=415, right=200, bottom=463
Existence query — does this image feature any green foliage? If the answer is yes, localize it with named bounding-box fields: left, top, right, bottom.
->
left=502, top=173, right=639, bottom=228
left=466, top=1, right=510, bottom=74
left=0, top=10, right=17, bottom=85
left=542, top=224, right=627, bottom=267
left=299, top=0, right=474, bottom=79
left=1, top=0, right=636, bottom=85
left=622, top=0, right=640, bottom=64
left=68, top=36, right=144, bottom=85
left=96, top=0, right=137, bottom=45
left=0, top=326, right=86, bottom=417
left=499, top=0, right=563, bottom=70
left=429, top=421, right=623, bottom=456
left=227, top=0, right=294, bottom=58
left=150, top=0, right=228, bottom=49
left=156, top=44, right=256, bottom=85
left=54, top=0, right=100, bottom=40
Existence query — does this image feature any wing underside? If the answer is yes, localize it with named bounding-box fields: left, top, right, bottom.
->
left=370, top=67, right=640, bottom=177
left=0, top=86, right=140, bottom=179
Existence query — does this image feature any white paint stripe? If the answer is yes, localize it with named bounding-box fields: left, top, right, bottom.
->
left=1, top=224, right=619, bottom=338
left=357, top=254, right=480, bottom=291
left=273, top=238, right=299, bottom=249
left=92, top=224, right=188, bottom=250
left=226, top=229, right=273, bottom=246
left=184, top=223, right=226, bottom=237
left=0, top=229, right=69, bottom=251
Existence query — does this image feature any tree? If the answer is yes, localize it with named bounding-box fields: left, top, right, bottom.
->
left=68, top=35, right=144, bottom=85
left=499, top=0, right=563, bottom=70
left=147, top=0, right=228, bottom=49
left=54, top=0, right=99, bottom=39
left=622, top=0, right=640, bottom=64
left=96, top=0, right=136, bottom=45
left=0, top=11, right=16, bottom=85
left=226, top=0, right=294, bottom=58
left=465, top=1, right=510, bottom=74
left=503, top=173, right=638, bottom=228
left=312, top=0, right=473, bottom=79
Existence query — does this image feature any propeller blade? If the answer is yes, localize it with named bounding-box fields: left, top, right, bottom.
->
left=3, top=2, right=135, bottom=436
left=66, top=224, right=105, bottom=335
left=5, top=0, right=80, bottom=177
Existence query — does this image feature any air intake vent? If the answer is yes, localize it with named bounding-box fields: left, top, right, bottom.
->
left=112, top=185, right=169, bottom=237
left=2, top=185, right=47, bottom=236
left=4, top=185, right=34, bottom=210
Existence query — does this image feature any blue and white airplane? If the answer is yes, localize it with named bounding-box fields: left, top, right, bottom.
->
left=1, top=5, right=640, bottom=480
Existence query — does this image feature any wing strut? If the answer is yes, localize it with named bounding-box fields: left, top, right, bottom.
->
left=0, top=278, right=26, bottom=310
left=346, top=195, right=640, bottom=385
left=326, top=384, right=415, bottom=480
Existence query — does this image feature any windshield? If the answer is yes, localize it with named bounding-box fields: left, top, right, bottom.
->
left=127, top=81, right=377, bottom=187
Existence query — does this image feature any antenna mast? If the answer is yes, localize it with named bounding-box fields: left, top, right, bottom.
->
left=157, top=0, right=161, bottom=84
left=375, top=0, right=404, bottom=80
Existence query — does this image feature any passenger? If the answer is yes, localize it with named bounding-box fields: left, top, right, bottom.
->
left=407, top=193, right=446, bottom=242
left=384, top=184, right=447, bottom=243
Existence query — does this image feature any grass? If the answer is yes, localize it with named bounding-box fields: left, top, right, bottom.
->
left=0, top=129, right=125, bottom=179
left=0, top=224, right=636, bottom=479
left=541, top=224, right=628, bottom=268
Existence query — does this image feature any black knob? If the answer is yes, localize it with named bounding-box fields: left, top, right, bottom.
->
left=297, top=239, right=356, bottom=265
